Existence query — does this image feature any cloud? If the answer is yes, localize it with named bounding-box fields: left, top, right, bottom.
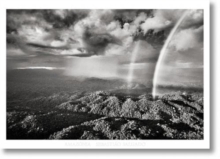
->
left=41, top=10, right=89, bottom=29
left=6, top=9, right=164, bottom=57
left=7, top=9, right=204, bottom=85
left=81, top=27, right=123, bottom=55
left=169, top=26, right=203, bottom=51
left=140, top=9, right=203, bottom=34
left=141, top=12, right=172, bottom=34
left=6, top=10, right=89, bottom=56
left=181, top=10, right=203, bottom=29
left=70, top=10, right=131, bottom=55
left=7, top=48, right=26, bottom=56
left=60, top=48, right=82, bottom=55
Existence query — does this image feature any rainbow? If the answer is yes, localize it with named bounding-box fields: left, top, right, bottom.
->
left=127, top=40, right=141, bottom=84
left=152, top=10, right=188, bottom=99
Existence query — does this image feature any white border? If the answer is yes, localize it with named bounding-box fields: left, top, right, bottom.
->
left=0, top=0, right=210, bottom=149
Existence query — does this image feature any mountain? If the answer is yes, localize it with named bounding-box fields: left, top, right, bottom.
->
left=117, top=83, right=147, bottom=90
left=7, top=90, right=203, bottom=139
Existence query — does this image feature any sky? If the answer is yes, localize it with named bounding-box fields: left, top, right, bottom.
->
left=6, top=9, right=204, bottom=87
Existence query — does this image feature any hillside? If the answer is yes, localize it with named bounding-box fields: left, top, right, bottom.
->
left=7, top=90, right=203, bottom=139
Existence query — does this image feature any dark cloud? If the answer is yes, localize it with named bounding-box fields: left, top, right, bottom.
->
left=7, top=9, right=90, bottom=32
left=113, top=9, right=154, bottom=28
left=6, top=9, right=89, bottom=52
left=82, top=27, right=123, bottom=55
left=7, top=10, right=49, bottom=34
left=133, top=29, right=168, bottom=47
left=26, top=42, right=70, bottom=50
left=6, top=9, right=166, bottom=57
left=41, top=10, right=90, bottom=29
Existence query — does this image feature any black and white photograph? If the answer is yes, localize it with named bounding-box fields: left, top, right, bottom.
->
left=6, top=8, right=206, bottom=141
